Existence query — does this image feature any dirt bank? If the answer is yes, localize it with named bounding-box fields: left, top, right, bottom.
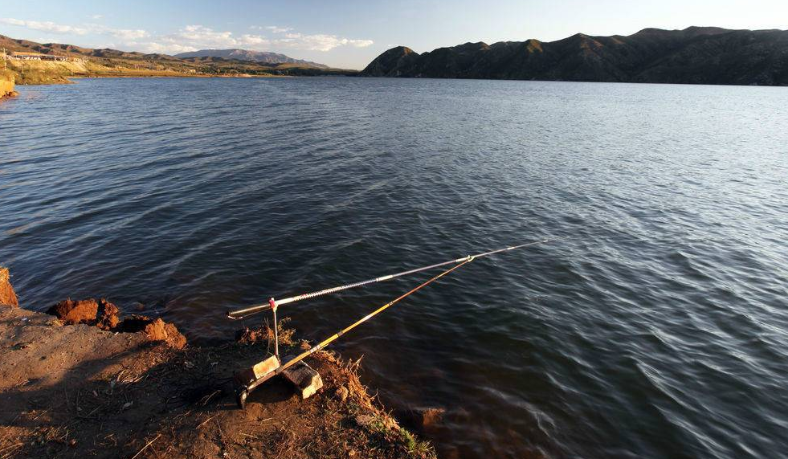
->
left=0, top=69, right=17, bottom=99
left=0, top=270, right=434, bottom=458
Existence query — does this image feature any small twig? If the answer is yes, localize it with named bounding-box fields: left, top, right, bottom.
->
left=131, top=434, right=161, bottom=459
left=86, top=404, right=102, bottom=417
left=199, top=389, right=221, bottom=406
left=196, top=414, right=218, bottom=429
left=0, top=443, right=23, bottom=455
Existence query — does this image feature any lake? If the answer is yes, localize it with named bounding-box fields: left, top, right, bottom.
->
left=1, top=77, right=787, bottom=458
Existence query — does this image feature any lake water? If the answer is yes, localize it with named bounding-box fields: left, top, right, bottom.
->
left=1, top=77, right=787, bottom=458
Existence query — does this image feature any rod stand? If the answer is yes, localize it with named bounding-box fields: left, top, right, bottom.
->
left=270, top=298, right=279, bottom=358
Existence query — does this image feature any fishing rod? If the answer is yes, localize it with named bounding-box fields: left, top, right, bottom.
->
left=234, top=257, right=474, bottom=408
left=230, top=238, right=555, bottom=408
left=227, top=238, right=552, bottom=320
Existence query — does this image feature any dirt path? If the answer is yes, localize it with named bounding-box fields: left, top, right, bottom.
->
left=0, top=275, right=434, bottom=459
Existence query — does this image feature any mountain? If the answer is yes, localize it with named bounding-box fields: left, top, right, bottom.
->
left=0, top=34, right=354, bottom=84
left=0, top=33, right=159, bottom=60
left=174, top=49, right=328, bottom=68
left=361, top=27, right=788, bottom=86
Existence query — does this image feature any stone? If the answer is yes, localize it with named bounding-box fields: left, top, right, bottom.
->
left=401, top=407, right=446, bottom=432
left=45, top=298, right=121, bottom=328
left=0, top=268, right=19, bottom=308
left=252, top=355, right=280, bottom=379
left=47, top=299, right=98, bottom=325
left=335, top=385, right=349, bottom=403
left=116, top=315, right=187, bottom=349
left=282, top=359, right=323, bottom=399
left=235, top=355, right=281, bottom=387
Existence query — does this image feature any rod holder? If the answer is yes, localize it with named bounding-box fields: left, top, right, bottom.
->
left=270, top=298, right=279, bottom=358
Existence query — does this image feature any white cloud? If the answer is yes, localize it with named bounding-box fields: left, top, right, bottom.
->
left=90, top=14, right=103, bottom=20
left=137, top=25, right=373, bottom=54
left=1, top=17, right=147, bottom=41
left=1, top=18, right=373, bottom=55
left=109, top=28, right=148, bottom=40
left=0, top=18, right=89, bottom=35
left=89, top=24, right=149, bottom=40
left=265, top=25, right=292, bottom=34
left=279, top=33, right=374, bottom=51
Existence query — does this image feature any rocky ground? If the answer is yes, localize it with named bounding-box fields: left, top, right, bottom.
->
left=0, top=269, right=436, bottom=459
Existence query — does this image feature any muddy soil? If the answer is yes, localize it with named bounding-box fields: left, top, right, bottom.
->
left=0, top=305, right=434, bottom=459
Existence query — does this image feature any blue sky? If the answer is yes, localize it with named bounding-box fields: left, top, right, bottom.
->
left=1, top=0, right=786, bottom=69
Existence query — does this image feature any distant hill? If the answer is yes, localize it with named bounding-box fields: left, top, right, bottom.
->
left=174, top=49, right=328, bottom=68
left=0, top=34, right=354, bottom=84
left=0, top=33, right=158, bottom=60
left=361, top=27, right=788, bottom=86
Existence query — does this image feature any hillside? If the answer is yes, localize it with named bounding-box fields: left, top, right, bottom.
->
left=0, top=34, right=355, bottom=84
left=361, top=26, right=788, bottom=86
left=175, top=48, right=328, bottom=68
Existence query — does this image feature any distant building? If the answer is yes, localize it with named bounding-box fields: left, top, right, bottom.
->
left=9, top=52, right=70, bottom=62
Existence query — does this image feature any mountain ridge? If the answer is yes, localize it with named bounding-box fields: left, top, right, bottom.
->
left=361, top=26, right=788, bottom=86
left=174, top=48, right=328, bottom=68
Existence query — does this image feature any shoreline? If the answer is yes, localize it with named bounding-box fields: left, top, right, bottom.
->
left=12, top=72, right=293, bottom=86
left=0, top=269, right=435, bottom=458
left=3, top=58, right=355, bottom=86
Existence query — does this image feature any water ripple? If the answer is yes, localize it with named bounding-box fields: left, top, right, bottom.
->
left=1, top=78, right=788, bottom=459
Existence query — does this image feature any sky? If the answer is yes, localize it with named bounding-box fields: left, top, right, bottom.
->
left=1, top=0, right=786, bottom=69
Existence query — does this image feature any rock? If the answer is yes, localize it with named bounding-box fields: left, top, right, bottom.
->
left=401, top=407, right=446, bottom=432
left=96, top=300, right=120, bottom=330
left=47, top=299, right=99, bottom=325
left=335, top=385, right=349, bottom=403
left=46, top=298, right=120, bottom=328
left=117, top=315, right=187, bottom=349
left=164, top=323, right=187, bottom=349
left=44, top=298, right=186, bottom=348
left=418, top=408, right=445, bottom=428
left=281, top=359, right=323, bottom=399
left=0, top=268, right=19, bottom=308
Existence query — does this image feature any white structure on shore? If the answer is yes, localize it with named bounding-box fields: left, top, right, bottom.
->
left=3, top=51, right=83, bottom=62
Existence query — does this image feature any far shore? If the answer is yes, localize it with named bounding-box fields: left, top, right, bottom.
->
left=3, top=58, right=357, bottom=86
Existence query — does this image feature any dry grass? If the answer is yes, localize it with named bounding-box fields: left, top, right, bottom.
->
left=236, top=317, right=297, bottom=347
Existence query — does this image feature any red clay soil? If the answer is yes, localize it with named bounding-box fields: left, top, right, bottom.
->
left=45, top=298, right=186, bottom=349
left=0, top=270, right=435, bottom=459
left=0, top=268, right=19, bottom=308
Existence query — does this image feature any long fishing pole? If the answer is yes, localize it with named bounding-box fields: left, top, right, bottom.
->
left=238, top=257, right=475, bottom=399
left=227, top=238, right=552, bottom=320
